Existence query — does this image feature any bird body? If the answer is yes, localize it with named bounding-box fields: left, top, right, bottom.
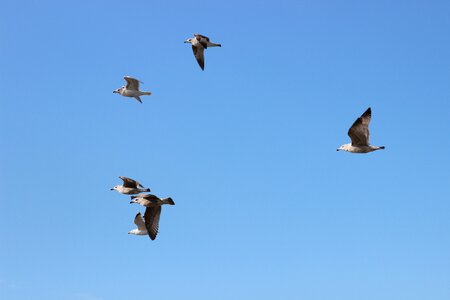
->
left=111, top=176, right=150, bottom=195
left=117, top=88, right=151, bottom=98
left=113, top=76, right=151, bottom=103
left=128, top=228, right=148, bottom=235
left=113, top=186, right=150, bottom=194
left=130, top=194, right=175, bottom=207
left=337, top=143, right=385, bottom=153
left=194, top=34, right=222, bottom=48
left=337, top=107, right=385, bottom=153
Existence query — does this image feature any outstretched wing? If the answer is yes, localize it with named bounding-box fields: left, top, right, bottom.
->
left=348, top=107, right=371, bottom=146
left=192, top=45, right=205, bottom=70
left=119, top=176, right=143, bottom=188
left=144, top=206, right=162, bottom=240
left=124, top=76, right=141, bottom=91
left=133, top=212, right=147, bottom=231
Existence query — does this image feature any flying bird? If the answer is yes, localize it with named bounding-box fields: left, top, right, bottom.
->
left=111, top=176, right=150, bottom=195
left=128, top=212, right=148, bottom=236
left=113, top=76, right=151, bottom=103
left=184, top=34, right=221, bottom=70
left=130, top=194, right=175, bottom=240
left=337, top=107, right=385, bottom=153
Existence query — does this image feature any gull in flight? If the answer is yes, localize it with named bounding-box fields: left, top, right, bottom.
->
left=111, top=176, right=150, bottom=195
left=130, top=194, right=175, bottom=240
left=184, top=34, right=221, bottom=70
left=128, top=212, right=148, bottom=236
left=337, top=107, right=385, bottom=153
left=113, top=76, right=151, bottom=103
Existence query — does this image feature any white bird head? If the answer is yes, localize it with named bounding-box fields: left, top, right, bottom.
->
left=111, top=185, right=119, bottom=191
left=113, top=87, right=124, bottom=94
left=337, top=143, right=351, bottom=152
left=184, top=38, right=193, bottom=44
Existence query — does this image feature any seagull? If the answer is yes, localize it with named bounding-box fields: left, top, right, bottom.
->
left=110, top=176, right=150, bottom=195
left=337, top=107, right=385, bottom=153
left=113, top=76, right=151, bottom=103
left=130, top=194, right=175, bottom=240
left=184, top=34, right=221, bottom=70
left=128, top=212, right=148, bottom=236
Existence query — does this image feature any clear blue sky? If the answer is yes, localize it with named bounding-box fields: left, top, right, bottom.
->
left=1, top=0, right=450, bottom=299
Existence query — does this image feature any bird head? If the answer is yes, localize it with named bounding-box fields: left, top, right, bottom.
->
left=184, top=38, right=193, bottom=44
left=113, top=87, right=123, bottom=94
left=337, top=144, right=351, bottom=152
left=111, top=186, right=118, bottom=191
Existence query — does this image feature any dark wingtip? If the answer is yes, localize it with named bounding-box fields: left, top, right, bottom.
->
left=361, top=107, right=371, bottom=118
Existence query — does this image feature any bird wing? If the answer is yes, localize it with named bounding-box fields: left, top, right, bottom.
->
left=348, top=107, right=371, bottom=146
left=133, top=212, right=147, bottom=231
left=140, top=194, right=160, bottom=201
left=119, top=176, right=142, bottom=188
left=124, top=76, right=141, bottom=91
left=144, top=206, right=162, bottom=240
left=194, top=34, right=209, bottom=48
left=192, top=45, right=205, bottom=70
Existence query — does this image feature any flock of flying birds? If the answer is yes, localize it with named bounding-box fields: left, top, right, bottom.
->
left=109, top=33, right=222, bottom=241
left=111, top=176, right=175, bottom=240
left=110, top=33, right=386, bottom=241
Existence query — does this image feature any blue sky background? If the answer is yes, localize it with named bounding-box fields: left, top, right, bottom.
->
left=1, top=0, right=450, bottom=299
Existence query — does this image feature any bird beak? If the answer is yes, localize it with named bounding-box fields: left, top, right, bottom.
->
left=113, top=90, right=117, bottom=93
left=129, top=201, right=133, bottom=204
left=184, top=40, right=189, bottom=43
left=110, top=188, right=114, bottom=190
left=336, top=149, right=340, bottom=151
